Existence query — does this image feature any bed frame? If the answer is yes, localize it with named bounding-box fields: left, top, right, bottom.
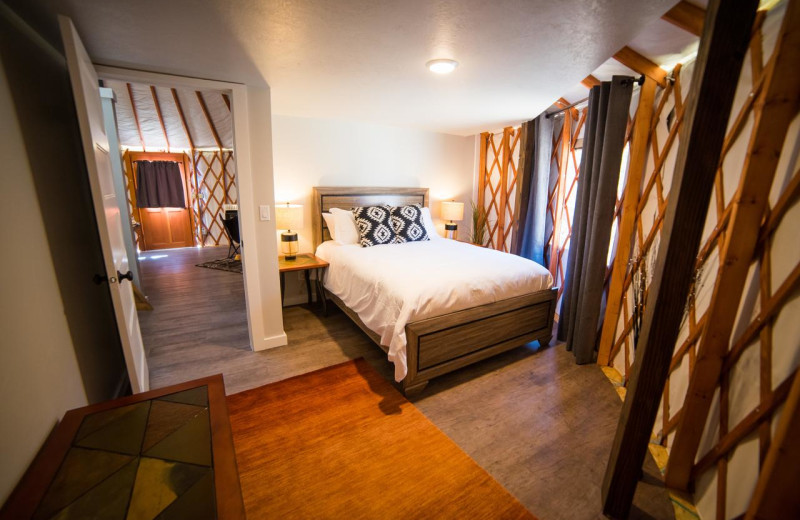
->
left=312, top=187, right=557, bottom=396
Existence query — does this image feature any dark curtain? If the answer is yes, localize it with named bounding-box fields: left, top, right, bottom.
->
left=135, top=160, right=186, bottom=208
left=512, top=113, right=553, bottom=266
left=558, top=76, right=633, bottom=364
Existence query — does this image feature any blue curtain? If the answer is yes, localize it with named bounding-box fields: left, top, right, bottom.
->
left=512, top=114, right=553, bottom=266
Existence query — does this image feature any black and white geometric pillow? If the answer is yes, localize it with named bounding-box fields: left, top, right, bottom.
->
left=391, top=204, right=430, bottom=244
left=352, top=205, right=397, bottom=247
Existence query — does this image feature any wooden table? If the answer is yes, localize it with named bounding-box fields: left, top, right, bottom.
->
left=1, top=375, right=244, bottom=520
left=279, top=253, right=329, bottom=314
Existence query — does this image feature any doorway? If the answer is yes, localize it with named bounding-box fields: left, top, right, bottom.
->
left=126, top=151, right=195, bottom=250
left=94, top=64, right=287, bottom=358
left=98, top=74, right=254, bottom=383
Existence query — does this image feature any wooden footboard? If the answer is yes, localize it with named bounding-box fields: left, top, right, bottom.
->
left=327, top=288, right=558, bottom=396
left=403, top=288, right=557, bottom=396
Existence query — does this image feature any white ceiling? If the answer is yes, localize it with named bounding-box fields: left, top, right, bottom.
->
left=24, top=0, right=679, bottom=136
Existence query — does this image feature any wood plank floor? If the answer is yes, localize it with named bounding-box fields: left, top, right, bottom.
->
left=139, top=246, right=674, bottom=520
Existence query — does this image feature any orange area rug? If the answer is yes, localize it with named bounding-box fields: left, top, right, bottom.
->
left=227, top=359, right=535, bottom=519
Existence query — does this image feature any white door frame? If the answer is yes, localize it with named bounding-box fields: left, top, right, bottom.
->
left=96, top=65, right=287, bottom=352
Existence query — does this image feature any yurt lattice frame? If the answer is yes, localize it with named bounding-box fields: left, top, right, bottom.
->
left=597, top=63, right=690, bottom=378
left=193, top=150, right=237, bottom=246
left=598, top=1, right=800, bottom=517
left=477, top=127, right=521, bottom=252
left=544, top=103, right=587, bottom=304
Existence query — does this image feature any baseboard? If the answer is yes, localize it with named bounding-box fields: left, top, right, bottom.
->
left=253, top=332, right=288, bottom=351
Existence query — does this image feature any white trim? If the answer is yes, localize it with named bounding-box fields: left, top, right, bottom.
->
left=95, top=65, right=287, bottom=353
left=259, top=333, right=289, bottom=351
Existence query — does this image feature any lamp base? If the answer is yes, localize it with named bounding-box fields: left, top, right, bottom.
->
left=281, top=230, right=299, bottom=259
left=445, top=222, right=458, bottom=240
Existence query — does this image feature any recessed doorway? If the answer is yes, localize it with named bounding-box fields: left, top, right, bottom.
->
left=99, top=75, right=252, bottom=371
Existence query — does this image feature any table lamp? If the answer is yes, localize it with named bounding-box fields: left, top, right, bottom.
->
left=276, top=203, right=303, bottom=260
left=441, top=200, right=464, bottom=240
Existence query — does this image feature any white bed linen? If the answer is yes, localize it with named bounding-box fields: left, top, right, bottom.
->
left=315, top=238, right=553, bottom=382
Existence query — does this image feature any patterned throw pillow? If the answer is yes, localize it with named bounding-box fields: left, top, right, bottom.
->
left=352, top=205, right=397, bottom=247
left=391, top=204, right=430, bottom=243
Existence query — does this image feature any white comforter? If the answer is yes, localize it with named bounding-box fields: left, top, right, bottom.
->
left=315, top=238, right=553, bottom=382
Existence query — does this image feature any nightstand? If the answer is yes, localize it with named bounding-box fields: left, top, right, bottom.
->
left=279, top=253, right=329, bottom=314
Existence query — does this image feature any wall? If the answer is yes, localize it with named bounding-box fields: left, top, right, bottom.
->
left=0, top=2, right=127, bottom=404
left=239, top=85, right=286, bottom=349
left=0, top=45, right=88, bottom=504
left=271, top=115, right=476, bottom=304
left=0, top=3, right=132, bottom=501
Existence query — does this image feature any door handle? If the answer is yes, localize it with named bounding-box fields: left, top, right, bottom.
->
left=117, top=270, right=134, bottom=283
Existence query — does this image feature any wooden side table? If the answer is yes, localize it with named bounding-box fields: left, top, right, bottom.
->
left=1, top=375, right=244, bottom=519
left=279, top=253, right=329, bottom=314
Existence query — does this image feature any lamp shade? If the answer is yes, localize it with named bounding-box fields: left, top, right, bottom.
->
left=441, top=201, right=464, bottom=221
left=276, top=204, right=303, bottom=230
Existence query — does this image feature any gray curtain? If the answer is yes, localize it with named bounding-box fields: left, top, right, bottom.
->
left=512, top=114, right=553, bottom=265
left=135, top=160, right=186, bottom=208
left=558, top=76, right=633, bottom=364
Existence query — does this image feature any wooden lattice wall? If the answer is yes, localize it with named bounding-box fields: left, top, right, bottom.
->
left=597, top=3, right=800, bottom=517
left=598, top=61, right=692, bottom=379
left=478, top=127, right=521, bottom=252
left=544, top=105, right=587, bottom=305
left=545, top=93, right=633, bottom=312
left=192, top=150, right=237, bottom=246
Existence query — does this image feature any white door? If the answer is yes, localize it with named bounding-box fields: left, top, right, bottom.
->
left=60, top=16, right=149, bottom=393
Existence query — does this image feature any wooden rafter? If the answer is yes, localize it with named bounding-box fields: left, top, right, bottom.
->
left=662, top=0, right=705, bottom=37
left=597, top=77, right=657, bottom=365
left=196, top=91, right=223, bottom=149
left=665, top=0, right=800, bottom=489
left=613, top=46, right=667, bottom=87
left=150, top=86, right=170, bottom=152
left=581, top=75, right=601, bottom=89
left=601, top=0, right=759, bottom=516
left=171, top=88, right=195, bottom=150
left=126, top=82, right=145, bottom=151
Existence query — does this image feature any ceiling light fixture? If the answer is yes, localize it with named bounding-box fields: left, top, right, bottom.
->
left=426, top=59, right=459, bottom=74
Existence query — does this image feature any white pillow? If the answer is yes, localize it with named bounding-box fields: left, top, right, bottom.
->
left=420, top=207, right=440, bottom=239
left=330, top=207, right=359, bottom=244
left=322, top=213, right=336, bottom=240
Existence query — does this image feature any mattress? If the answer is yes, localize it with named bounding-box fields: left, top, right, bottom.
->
left=315, top=238, right=553, bottom=382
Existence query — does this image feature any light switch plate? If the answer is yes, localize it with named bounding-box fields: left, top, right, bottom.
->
left=259, top=205, right=270, bottom=221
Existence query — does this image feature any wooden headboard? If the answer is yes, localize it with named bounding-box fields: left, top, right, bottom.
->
left=312, top=187, right=429, bottom=248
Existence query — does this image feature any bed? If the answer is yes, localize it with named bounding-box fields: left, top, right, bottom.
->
left=312, top=186, right=557, bottom=396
